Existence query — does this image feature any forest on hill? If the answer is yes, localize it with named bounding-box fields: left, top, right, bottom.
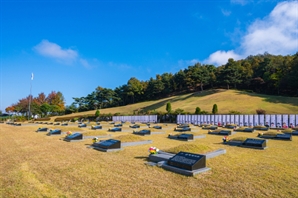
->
left=5, top=52, right=298, bottom=117
left=67, top=53, right=298, bottom=113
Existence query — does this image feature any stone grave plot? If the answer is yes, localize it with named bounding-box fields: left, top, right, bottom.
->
left=132, top=129, right=151, bottom=136
left=148, top=151, right=211, bottom=176
left=109, top=122, right=115, bottom=125
left=13, top=123, right=22, bottom=126
left=258, top=131, right=292, bottom=141
left=167, top=133, right=206, bottom=141
left=91, top=125, right=102, bottom=130
left=162, top=152, right=211, bottom=176
left=114, top=123, right=123, bottom=127
left=253, top=125, right=269, bottom=131
left=201, top=125, right=218, bottom=130
left=233, top=127, right=255, bottom=132
left=61, top=122, right=69, bottom=126
left=130, top=124, right=140, bottom=128
left=282, top=129, right=298, bottom=136
left=208, top=129, right=235, bottom=136
left=223, top=124, right=237, bottom=129
left=150, top=125, right=162, bottom=129
left=90, top=137, right=153, bottom=152
left=63, top=132, right=83, bottom=142
left=174, top=126, right=191, bottom=132
left=47, top=122, right=53, bottom=125
left=47, top=129, right=62, bottom=136
left=224, top=137, right=268, bottom=150
left=177, top=124, right=190, bottom=128
left=92, top=139, right=122, bottom=152
left=108, top=127, right=122, bottom=132
left=78, top=123, right=87, bottom=128
left=36, top=127, right=48, bottom=132
left=54, top=122, right=60, bottom=125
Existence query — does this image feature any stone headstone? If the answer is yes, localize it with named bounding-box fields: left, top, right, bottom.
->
left=96, top=139, right=121, bottom=149
left=218, top=130, right=232, bottom=135
left=167, top=152, right=206, bottom=171
left=133, top=129, right=151, bottom=136
left=48, top=129, right=62, bottom=135
left=65, top=133, right=83, bottom=141
left=242, top=138, right=266, bottom=149
left=276, top=133, right=292, bottom=140
left=36, top=127, right=48, bottom=132
left=177, top=134, right=194, bottom=140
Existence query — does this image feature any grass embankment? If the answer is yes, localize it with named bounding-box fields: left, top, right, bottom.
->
left=49, top=89, right=298, bottom=121
left=1, top=123, right=298, bottom=197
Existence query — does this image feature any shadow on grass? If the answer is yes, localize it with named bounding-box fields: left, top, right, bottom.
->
left=141, top=89, right=225, bottom=112
left=234, top=90, right=298, bottom=107
left=134, top=156, right=149, bottom=161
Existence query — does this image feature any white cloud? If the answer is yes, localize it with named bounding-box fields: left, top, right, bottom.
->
left=204, top=1, right=298, bottom=66
left=34, top=40, right=78, bottom=64
left=204, top=50, right=242, bottom=66
left=241, top=1, right=298, bottom=56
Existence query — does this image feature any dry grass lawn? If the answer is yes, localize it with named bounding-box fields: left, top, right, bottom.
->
left=1, top=123, right=298, bottom=198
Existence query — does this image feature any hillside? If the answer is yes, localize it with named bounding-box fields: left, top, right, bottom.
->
left=51, top=89, right=298, bottom=120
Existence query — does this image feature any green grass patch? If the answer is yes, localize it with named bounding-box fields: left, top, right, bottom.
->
left=164, top=143, right=214, bottom=154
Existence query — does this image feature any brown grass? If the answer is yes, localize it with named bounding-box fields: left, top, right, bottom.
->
left=1, top=123, right=298, bottom=197
left=49, top=89, right=298, bottom=121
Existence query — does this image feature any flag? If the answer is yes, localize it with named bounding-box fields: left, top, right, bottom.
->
left=31, top=73, right=34, bottom=80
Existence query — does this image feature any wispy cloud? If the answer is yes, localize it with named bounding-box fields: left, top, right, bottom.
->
left=178, top=59, right=200, bottom=68
left=221, top=9, right=231, bottom=16
left=204, top=1, right=298, bottom=66
left=230, top=0, right=251, bottom=6
left=79, top=58, right=91, bottom=69
left=33, top=40, right=78, bottom=64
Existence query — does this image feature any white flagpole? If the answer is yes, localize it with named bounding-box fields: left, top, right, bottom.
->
left=28, top=73, right=33, bottom=120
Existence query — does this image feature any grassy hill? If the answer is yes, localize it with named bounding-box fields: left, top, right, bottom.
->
left=52, top=89, right=298, bottom=120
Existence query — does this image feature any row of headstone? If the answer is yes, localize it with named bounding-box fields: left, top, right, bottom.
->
left=177, top=114, right=298, bottom=128
left=112, top=115, right=157, bottom=123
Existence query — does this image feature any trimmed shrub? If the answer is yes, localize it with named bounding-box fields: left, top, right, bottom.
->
left=256, top=109, right=266, bottom=114
left=212, top=104, right=218, bottom=114
left=195, top=107, right=201, bottom=114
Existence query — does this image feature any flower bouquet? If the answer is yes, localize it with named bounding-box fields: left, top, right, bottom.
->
left=258, top=132, right=263, bottom=137
left=222, top=136, right=229, bottom=142
left=92, top=137, right=99, bottom=143
left=148, top=146, right=159, bottom=155
left=66, top=131, right=72, bottom=136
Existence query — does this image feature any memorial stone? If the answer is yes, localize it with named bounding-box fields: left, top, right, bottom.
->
left=168, top=152, right=206, bottom=171
left=242, top=138, right=266, bottom=148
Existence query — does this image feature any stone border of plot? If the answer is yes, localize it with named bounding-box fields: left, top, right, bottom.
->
left=259, top=135, right=292, bottom=141
left=208, top=132, right=236, bottom=135
left=168, top=135, right=206, bottom=142
left=224, top=141, right=268, bottom=150
left=93, top=147, right=123, bottom=152
left=148, top=148, right=226, bottom=163
left=122, top=140, right=153, bottom=147
left=160, top=161, right=211, bottom=176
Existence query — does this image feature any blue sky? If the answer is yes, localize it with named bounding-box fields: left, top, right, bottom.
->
left=1, top=0, right=297, bottom=112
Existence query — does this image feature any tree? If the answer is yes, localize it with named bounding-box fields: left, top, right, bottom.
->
left=166, top=102, right=172, bottom=114
left=195, top=107, right=201, bottom=114
left=221, top=58, right=243, bottom=89
left=212, top=104, right=218, bottom=114
left=95, top=109, right=100, bottom=117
